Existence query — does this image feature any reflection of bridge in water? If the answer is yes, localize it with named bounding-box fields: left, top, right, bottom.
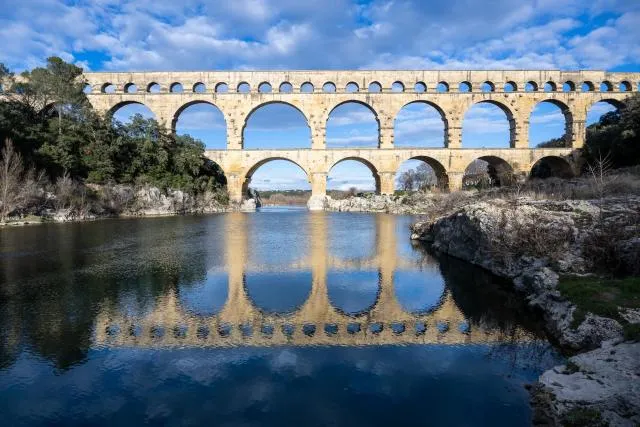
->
left=95, top=212, right=533, bottom=347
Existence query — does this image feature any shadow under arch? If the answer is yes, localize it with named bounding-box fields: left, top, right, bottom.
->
left=530, top=99, right=574, bottom=147
left=171, top=100, right=226, bottom=134
left=396, top=100, right=449, bottom=147
left=328, top=156, right=381, bottom=194
left=242, top=157, right=310, bottom=196
left=241, top=101, right=310, bottom=149
left=401, top=156, right=450, bottom=189
left=107, top=100, right=153, bottom=118
left=464, top=155, right=515, bottom=187
left=464, top=100, right=516, bottom=148
left=530, top=156, right=575, bottom=179
left=325, top=100, right=380, bottom=147
left=590, top=98, right=626, bottom=111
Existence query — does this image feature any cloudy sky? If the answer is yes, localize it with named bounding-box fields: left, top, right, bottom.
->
left=1, top=0, right=636, bottom=190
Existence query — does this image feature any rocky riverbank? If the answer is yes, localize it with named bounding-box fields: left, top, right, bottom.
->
left=410, top=196, right=640, bottom=426
left=1, top=184, right=232, bottom=226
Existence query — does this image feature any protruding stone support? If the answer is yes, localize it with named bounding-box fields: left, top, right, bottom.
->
left=513, top=115, right=529, bottom=149
left=379, top=171, right=396, bottom=195
left=379, top=125, right=394, bottom=149
left=448, top=172, right=464, bottom=191
left=310, top=121, right=326, bottom=150
left=571, top=111, right=587, bottom=149
left=226, top=112, right=244, bottom=150
left=445, top=117, right=462, bottom=148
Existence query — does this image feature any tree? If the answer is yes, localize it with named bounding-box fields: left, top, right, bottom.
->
left=537, top=136, right=568, bottom=148
left=21, top=57, right=87, bottom=134
left=0, top=139, right=40, bottom=221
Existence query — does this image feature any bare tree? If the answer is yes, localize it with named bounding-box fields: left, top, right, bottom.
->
left=0, top=139, right=39, bottom=222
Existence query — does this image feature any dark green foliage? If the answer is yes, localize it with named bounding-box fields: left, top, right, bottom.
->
left=584, top=94, right=640, bottom=169
left=560, top=407, right=607, bottom=427
left=0, top=58, right=225, bottom=194
left=537, top=136, right=568, bottom=148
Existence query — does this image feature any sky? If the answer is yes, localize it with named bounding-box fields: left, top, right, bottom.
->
left=1, top=0, right=637, bottom=191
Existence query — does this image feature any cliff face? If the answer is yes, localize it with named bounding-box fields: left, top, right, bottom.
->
left=410, top=197, right=640, bottom=426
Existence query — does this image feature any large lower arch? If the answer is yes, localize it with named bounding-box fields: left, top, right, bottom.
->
left=242, top=157, right=311, bottom=197
left=530, top=156, right=575, bottom=179
left=327, top=157, right=381, bottom=194
left=242, top=101, right=310, bottom=149
left=462, top=100, right=515, bottom=148
left=587, top=99, right=625, bottom=126
left=394, top=101, right=448, bottom=147
left=395, top=156, right=449, bottom=191
left=325, top=101, right=380, bottom=148
left=529, top=100, right=573, bottom=148
left=172, top=101, right=227, bottom=149
left=463, top=156, right=515, bottom=188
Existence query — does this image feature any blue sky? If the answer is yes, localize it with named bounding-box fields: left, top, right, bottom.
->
left=1, top=0, right=637, bottom=190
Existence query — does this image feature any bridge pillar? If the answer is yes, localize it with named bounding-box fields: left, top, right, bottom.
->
left=446, top=117, right=462, bottom=148
left=448, top=172, right=464, bottom=191
left=227, top=173, right=245, bottom=203
left=571, top=110, right=587, bottom=149
left=226, top=112, right=243, bottom=150
left=379, top=172, right=396, bottom=195
left=311, top=121, right=326, bottom=149
left=379, top=125, right=394, bottom=149
left=308, top=172, right=328, bottom=210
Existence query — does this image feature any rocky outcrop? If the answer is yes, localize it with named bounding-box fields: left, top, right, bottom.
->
left=326, top=194, right=436, bottom=214
left=531, top=342, right=640, bottom=427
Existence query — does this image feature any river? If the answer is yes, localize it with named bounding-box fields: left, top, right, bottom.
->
left=0, top=208, right=562, bottom=426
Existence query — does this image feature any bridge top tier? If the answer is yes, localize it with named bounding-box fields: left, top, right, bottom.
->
left=83, top=70, right=640, bottom=94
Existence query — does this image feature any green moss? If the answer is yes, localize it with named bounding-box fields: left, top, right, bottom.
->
left=561, top=407, right=607, bottom=427
left=558, top=276, right=640, bottom=328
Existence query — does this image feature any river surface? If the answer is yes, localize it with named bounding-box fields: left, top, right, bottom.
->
left=0, top=208, right=562, bottom=426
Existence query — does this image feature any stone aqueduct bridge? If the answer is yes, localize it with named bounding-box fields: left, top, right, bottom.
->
left=84, top=70, right=639, bottom=205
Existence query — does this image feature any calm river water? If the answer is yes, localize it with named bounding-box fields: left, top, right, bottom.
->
left=0, top=208, right=562, bottom=426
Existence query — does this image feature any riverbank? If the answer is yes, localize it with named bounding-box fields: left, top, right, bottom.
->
left=409, top=194, right=640, bottom=426
left=1, top=183, right=232, bottom=226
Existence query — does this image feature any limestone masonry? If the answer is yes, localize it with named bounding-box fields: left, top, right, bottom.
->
left=83, top=70, right=640, bottom=203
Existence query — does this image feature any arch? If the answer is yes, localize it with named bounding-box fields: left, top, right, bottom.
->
left=170, top=82, right=183, bottom=93
left=327, top=270, right=380, bottom=316
left=458, top=81, right=472, bottom=92
left=242, top=157, right=311, bottom=196
left=323, top=82, right=336, bottom=93
left=101, top=83, right=115, bottom=94
left=327, top=157, right=381, bottom=194
left=368, top=81, right=382, bottom=93
left=109, top=101, right=155, bottom=124
left=600, top=81, right=613, bottom=92
left=619, top=81, right=632, bottom=92
left=147, top=82, right=161, bottom=93
left=586, top=99, right=625, bottom=126
left=394, top=101, right=448, bottom=148
left=391, top=81, right=404, bottom=92
left=345, top=82, right=359, bottom=93
left=504, top=82, right=517, bottom=92
left=258, top=82, right=272, bottom=93
left=215, top=82, right=228, bottom=93
left=279, top=82, right=293, bottom=93
left=462, top=100, right=515, bottom=148
left=437, top=81, right=449, bottom=93
left=481, top=81, right=495, bottom=92
left=581, top=81, right=595, bottom=92
left=463, top=156, right=515, bottom=188
left=237, top=82, right=251, bottom=93
left=414, top=82, right=427, bottom=93
left=530, top=156, right=574, bottom=179
left=529, top=99, right=573, bottom=148
left=326, top=100, right=380, bottom=148
left=193, top=82, right=206, bottom=93
left=395, top=156, right=449, bottom=191
left=242, top=101, right=310, bottom=149
left=544, top=81, right=557, bottom=92
left=300, top=82, right=314, bottom=93
left=525, top=81, right=538, bottom=92
left=173, top=101, right=227, bottom=149
left=83, top=84, right=92, bottom=94
left=563, top=81, right=576, bottom=92
left=124, top=83, right=137, bottom=93
left=245, top=271, right=312, bottom=315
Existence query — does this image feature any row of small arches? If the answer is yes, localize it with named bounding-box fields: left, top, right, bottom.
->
left=91, top=79, right=639, bottom=95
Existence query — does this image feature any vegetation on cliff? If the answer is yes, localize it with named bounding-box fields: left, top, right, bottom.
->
left=0, top=57, right=227, bottom=222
